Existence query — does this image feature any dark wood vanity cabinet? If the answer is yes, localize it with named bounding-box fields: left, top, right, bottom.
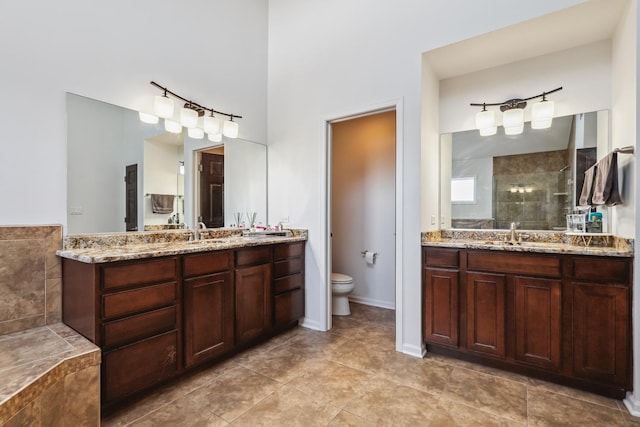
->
left=273, top=242, right=305, bottom=328
left=422, top=247, right=632, bottom=398
left=62, top=256, right=181, bottom=405
left=235, top=246, right=273, bottom=345
left=183, top=251, right=234, bottom=367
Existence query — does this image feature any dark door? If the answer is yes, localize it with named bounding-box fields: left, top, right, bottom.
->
left=200, top=153, right=224, bottom=228
left=235, top=263, right=272, bottom=344
left=423, top=267, right=459, bottom=347
left=125, top=164, right=138, bottom=231
left=466, top=271, right=506, bottom=358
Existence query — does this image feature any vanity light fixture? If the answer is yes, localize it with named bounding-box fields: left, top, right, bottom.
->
left=142, top=81, right=242, bottom=139
left=471, top=87, right=562, bottom=136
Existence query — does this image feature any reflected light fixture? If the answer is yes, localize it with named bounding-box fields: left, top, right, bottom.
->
left=179, top=161, right=185, bottom=175
left=141, top=81, right=242, bottom=139
left=471, top=87, right=562, bottom=136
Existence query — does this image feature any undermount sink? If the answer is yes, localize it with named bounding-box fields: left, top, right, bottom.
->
left=242, top=230, right=293, bottom=238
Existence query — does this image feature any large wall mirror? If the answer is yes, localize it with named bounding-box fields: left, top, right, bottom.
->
left=66, top=93, right=267, bottom=234
left=440, top=110, right=609, bottom=231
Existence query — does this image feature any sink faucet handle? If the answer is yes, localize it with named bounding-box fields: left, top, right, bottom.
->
left=510, top=222, right=517, bottom=230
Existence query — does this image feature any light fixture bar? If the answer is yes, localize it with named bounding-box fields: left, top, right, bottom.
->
left=150, top=81, right=242, bottom=120
left=470, top=87, right=562, bottom=109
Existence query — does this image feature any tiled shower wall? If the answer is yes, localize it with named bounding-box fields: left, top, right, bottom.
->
left=0, top=225, right=62, bottom=335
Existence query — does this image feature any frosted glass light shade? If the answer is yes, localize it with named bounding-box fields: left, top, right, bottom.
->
left=139, top=111, right=159, bottom=124
left=479, top=126, right=497, bottom=136
left=531, top=100, right=555, bottom=129
left=180, top=108, right=198, bottom=128
left=154, top=96, right=174, bottom=118
left=504, top=124, right=524, bottom=135
left=222, top=119, right=239, bottom=138
left=165, top=119, right=182, bottom=134
left=502, top=108, right=524, bottom=128
left=208, top=132, right=223, bottom=143
left=475, top=110, right=495, bottom=130
left=188, top=127, right=204, bottom=139
left=204, top=116, right=221, bottom=134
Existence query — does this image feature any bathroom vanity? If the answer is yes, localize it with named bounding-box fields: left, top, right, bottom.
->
left=421, top=234, right=632, bottom=399
left=58, top=231, right=306, bottom=411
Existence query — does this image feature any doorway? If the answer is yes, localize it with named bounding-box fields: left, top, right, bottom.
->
left=328, top=108, right=397, bottom=330
left=196, top=147, right=225, bottom=228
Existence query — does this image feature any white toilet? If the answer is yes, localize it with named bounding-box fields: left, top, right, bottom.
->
left=331, top=273, right=355, bottom=316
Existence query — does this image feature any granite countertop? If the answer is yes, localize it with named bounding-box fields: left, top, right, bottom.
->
left=56, top=230, right=308, bottom=263
left=422, top=230, right=633, bottom=258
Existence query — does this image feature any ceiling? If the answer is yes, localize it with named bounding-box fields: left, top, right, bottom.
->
left=425, top=0, right=628, bottom=80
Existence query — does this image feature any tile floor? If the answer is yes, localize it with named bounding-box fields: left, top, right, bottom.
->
left=103, top=303, right=639, bottom=426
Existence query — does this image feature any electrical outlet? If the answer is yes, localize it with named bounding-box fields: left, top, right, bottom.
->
left=281, top=216, right=289, bottom=223
left=69, top=206, right=83, bottom=215
left=430, top=215, right=436, bottom=225
left=441, top=216, right=445, bottom=225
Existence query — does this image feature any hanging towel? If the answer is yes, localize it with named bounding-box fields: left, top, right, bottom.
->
left=592, top=152, right=622, bottom=206
left=150, top=194, right=175, bottom=214
left=578, top=166, right=596, bottom=206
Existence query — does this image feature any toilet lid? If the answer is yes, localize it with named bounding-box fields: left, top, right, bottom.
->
left=331, top=273, right=353, bottom=283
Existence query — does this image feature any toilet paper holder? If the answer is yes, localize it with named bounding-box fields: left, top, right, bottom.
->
left=361, top=250, right=379, bottom=260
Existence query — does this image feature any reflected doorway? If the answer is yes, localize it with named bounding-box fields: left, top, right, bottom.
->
left=199, top=149, right=225, bottom=228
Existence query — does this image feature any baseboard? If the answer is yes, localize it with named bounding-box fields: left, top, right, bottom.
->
left=624, top=392, right=640, bottom=416
left=299, top=317, right=324, bottom=331
left=401, top=342, right=425, bottom=358
left=349, top=295, right=395, bottom=310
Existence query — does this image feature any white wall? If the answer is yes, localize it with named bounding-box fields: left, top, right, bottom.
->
left=331, top=112, right=396, bottom=309
left=0, top=0, right=268, bottom=229
left=451, top=158, right=493, bottom=220
left=268, top=0, right=587, bottom=353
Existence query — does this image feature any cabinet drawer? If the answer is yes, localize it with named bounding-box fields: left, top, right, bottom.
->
left=103, top=330, right=178, bottom=403
left=103, top=281, right=177, bottom=319
left=274, top=242, right=304, bottom=260
left=274, top=273, right=303, bottom=294
left=273, top=258, right=303, bottom=278
left=467, top=251, right=561, bottom=278
left=423, top=247, right=460, bottom=268
left=102, top=258, right=177, bottom=290
left=569, top=257, right=630, bottom=284
left=274, top=288, right=304, bottom=326
left=103, top=306, right=177, bottom=349
left=183, top=251, right=232, bottom=278
left=236, top=246, right=271, bottom=267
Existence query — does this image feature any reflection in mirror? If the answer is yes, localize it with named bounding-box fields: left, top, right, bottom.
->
left=441, top=111, right=609, bottom=231
left=66, top=93, right=267, bottom=234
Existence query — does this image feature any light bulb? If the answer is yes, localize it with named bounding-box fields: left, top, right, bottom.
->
left=188, top=127, right=204, bottom=139
left=154, top=95, right=174, bottom=118
left=479, top=126, right=497, bottom=136
left=204, top=116, right=221, bottom=135
left=502, top=108, right=524, bottom=128
left=164, top=119, right=182, bottom=134
left=139, top=112, right=159, bottom=124
left=180, top=107, right=198, bottom=128
left=222, top=119, right=239, bottom=138
left=504, top=124, right=524, bottom=136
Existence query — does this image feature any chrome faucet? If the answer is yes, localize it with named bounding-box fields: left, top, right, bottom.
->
left=193, top=222, right=207, bottom=240
left=509, top=222, right=518, bottom=243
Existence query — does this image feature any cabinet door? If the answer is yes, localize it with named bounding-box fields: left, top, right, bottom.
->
left=467, top=272, right=506, bottom=358
left=423, top=268, right=459, bottom=347
left=573, top=282, right=629, bottom=386
left=235, top=263, right=272, bottom=344
left=184, top=271, right=234, bottom=367
left=514, top=276, right=561, bottom=370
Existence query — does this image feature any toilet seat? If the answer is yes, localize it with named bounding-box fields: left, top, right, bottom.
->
left=331, top=273, right=353, bottom=283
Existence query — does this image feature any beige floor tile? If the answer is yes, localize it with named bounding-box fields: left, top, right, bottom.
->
left=236, top=344, right=325, bottom=383
left=327, top=410, right=375, bottom=426
left=186, top=366, right=282, bottom=422
left=127, top=396, right=228, bottom=426
left=287, top=359, right=372, bottom=408
left=527, top=376, right=622, bottom=410
left=443, top=367, right=527, bottom=424
left=528, top=388, right=627, bottom=426
left=375, top=352, right=453, bottom=396
left=342, top=377, right=439, bottom=425
left=430, top=398, right=523, bottom=426
left=325, top=338, right=397, bottom=373
left=232, top=385, right=341, bottom=427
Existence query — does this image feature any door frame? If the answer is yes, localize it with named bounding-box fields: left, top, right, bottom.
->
left=324, top=98, right=404, bottom=352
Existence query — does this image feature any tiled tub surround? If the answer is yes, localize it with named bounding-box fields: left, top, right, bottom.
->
left=422, top=229, right=633, bottom=256
left=0, top=225, right=63, bottom=335
left=0, top=225, right=101, bottom=426
left=0, top=324, right=101, bottom=426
